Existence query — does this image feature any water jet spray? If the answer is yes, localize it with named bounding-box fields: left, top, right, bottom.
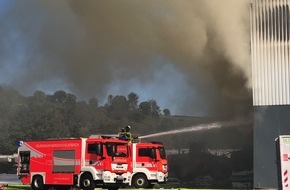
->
left=139, top=118, right=250, bottom=139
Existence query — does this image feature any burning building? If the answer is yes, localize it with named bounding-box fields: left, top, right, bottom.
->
left=251, top=0, right=290, bottom=188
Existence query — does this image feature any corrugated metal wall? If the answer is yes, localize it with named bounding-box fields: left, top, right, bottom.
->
left=251, top=0, right=290, bottom=106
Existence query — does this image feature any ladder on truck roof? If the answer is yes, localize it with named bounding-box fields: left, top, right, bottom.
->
left=89, top=134, right=141, bottom=142
left=89, top=134, right=120, bottom=139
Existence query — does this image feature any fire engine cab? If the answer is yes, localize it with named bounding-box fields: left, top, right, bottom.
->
left=17, top=136, right=131, bottom=190
left=130, top=141, right=168, bottom=188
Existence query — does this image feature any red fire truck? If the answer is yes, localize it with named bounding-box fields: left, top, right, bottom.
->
left=17, top=136, right=131, bottom=190
left=17, top=132, right=168, bottom=190
left=130, top=141, right=168, bottom=188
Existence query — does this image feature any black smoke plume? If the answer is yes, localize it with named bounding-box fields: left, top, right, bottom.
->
left=0, top=0, right=251, bottom=116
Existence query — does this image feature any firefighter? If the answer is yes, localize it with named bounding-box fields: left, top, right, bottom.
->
left=119, top=128, right=126, bottom=140
left=124, top=125, right=132, bottom=142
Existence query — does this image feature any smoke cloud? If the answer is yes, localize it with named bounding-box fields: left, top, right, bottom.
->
left=0, top=0, right=251, bottom=116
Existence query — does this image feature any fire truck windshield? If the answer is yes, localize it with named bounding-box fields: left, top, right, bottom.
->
left=158, top=147, right=166, bottom=159
left=105, top=142, right=127, bottom=157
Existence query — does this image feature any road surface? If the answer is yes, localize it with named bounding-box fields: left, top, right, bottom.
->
left=0, top=174, right=21, bottom=184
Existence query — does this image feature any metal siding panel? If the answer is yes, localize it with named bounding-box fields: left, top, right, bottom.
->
left=265, top=0, right=269, bottom=104
left=258, top=1, right=263, bottom=105
left=271, top=0, right=277, bottom=104
left=251, top=0, right=290, bottom=106
left=252, top=1, right=258, bottom=105
left=252, top=0, right=257, bottom=105
left=262, top=1, right=267, bottom=105
left=263, top=1, right=269, bottom=105
left=265, top=1, right=271, bottom=104
left=274, top=0, right=279, bottom=104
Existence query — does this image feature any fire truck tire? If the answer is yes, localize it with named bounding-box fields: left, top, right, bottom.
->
left=31, top=175, right=47, bottom=190
left=80, top=174, right=95, bottom=190
left=132, top=174, right=148, bottom=188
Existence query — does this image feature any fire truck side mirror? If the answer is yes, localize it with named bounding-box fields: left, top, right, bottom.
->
left=96, top=144, right=103, bottom=156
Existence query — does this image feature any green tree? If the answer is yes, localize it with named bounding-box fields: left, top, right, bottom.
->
left=127, top=92, right=139, bottom=110
left=33, top=90, right=46, bottom=101
left=49, top=90, right=67, bottom=103
left=163, top=108, right=171, bottom=116
left=89, top=98, right=99, bottom=109
left=105, top=94, right=113, bottom=107
left=139, top=101, right=151, bottom=115
left=108, top=95, right=129, bottom=120
left=149, top=99, right=160, bottom=117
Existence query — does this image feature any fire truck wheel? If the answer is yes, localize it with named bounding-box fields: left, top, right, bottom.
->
left=80, top=174, right=95, bottom=190
left=132, top=174, right=148, bottom=188
left=31, top=175, right=46, bottom=190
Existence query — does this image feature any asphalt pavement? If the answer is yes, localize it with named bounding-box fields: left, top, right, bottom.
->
left=0, top=174, right=21, bottom=184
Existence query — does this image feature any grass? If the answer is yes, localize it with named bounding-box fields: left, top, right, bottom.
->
left=3, top=184, right=30, bottom=190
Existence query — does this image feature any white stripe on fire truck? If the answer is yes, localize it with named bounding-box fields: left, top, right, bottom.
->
left=22, top=143, right=45, bottom=158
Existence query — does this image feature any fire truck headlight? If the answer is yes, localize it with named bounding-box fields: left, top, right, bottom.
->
left=103, top=174, right=111, bottom=181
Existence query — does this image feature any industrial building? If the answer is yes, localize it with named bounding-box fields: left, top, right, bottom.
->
left=251, top=0, right=290, bottom=188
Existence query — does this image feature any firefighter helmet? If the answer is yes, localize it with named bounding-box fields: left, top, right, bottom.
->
left=125, top=125, right=131, bottom=133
